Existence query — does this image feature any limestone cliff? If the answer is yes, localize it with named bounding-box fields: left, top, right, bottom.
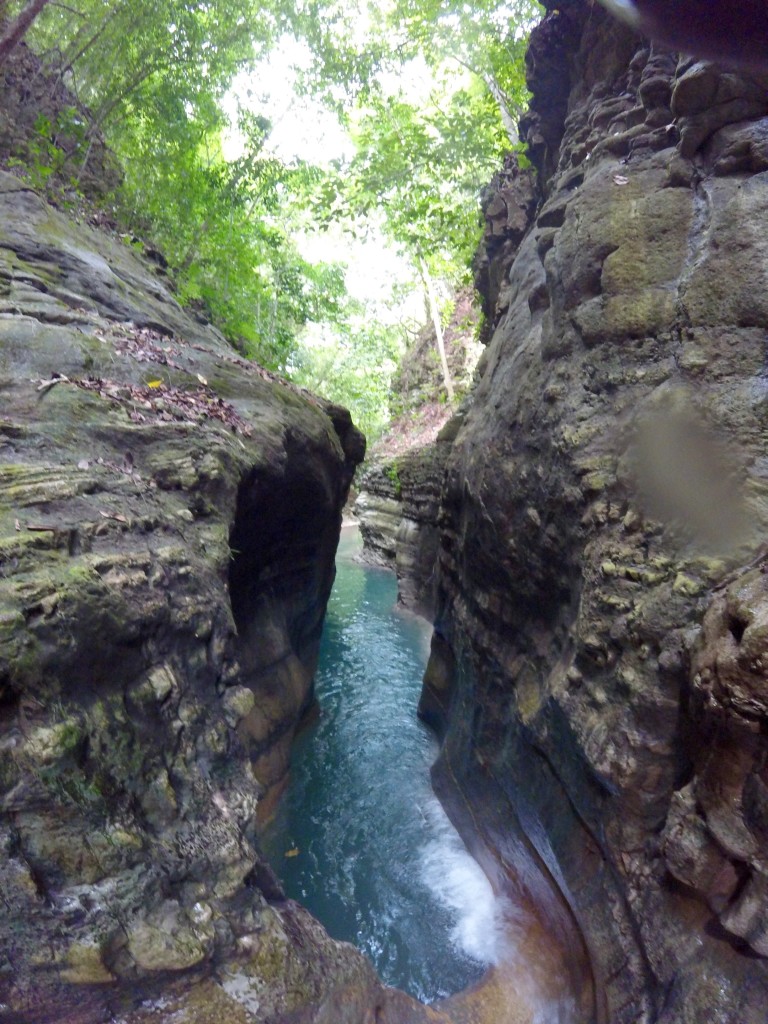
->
left=0, top=172, right=456, bottom=1024
left=354, top=291, right=480, bottom=616
left=421, top=4, right=768, bottom=1023
left=355, top=422, right=457, bottom=618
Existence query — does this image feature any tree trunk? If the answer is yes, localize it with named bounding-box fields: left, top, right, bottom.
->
left=419, top=256, right=455, bottom=403
left=450, top=54, right=520, bottom=146
left=482, top=72, right=519, bottom=145
left=0, top=0, right=52, bottom=65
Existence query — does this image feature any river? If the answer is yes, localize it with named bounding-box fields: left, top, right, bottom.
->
left=260, top=526, right=505, bottom=1003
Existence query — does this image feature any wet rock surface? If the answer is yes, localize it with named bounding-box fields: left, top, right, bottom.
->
left=420, top=4, right=768, bottom=1022
left=0, top=171, right=530, bottom=1024
left=354, top=418, right=459, bottom=618
left=0, top=171, right=407, bottom=1023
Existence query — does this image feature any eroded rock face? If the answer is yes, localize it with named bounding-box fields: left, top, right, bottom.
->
left=0, top=43, right=121, bottom=199
left=0, top=171, right=390, bottom=1023
left=422, top=4, right=768, bottom=1022
left=354, top=419, right=460, bottom=618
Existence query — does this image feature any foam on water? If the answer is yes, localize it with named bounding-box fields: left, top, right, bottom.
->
left=419, top=795, right=514, bottom=966
left=532, top=999, right=578, bottom=1024
left=262, top=529, right=577, bottom=1015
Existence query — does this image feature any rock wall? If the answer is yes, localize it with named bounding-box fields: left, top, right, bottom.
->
left=354, top=284, right=483, bottom=617
left=0, top=171, right=434, bottom=1024
left=421, top=4, right=768, bottom=1023
left=353, top=466, right=401, bottom=568
left=354, top=419, right=460, bottom=618
left=0, top=43, right=121, bottom=199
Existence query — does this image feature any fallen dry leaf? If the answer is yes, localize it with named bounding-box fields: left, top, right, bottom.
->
left=98, top=510, right=127, bottom=523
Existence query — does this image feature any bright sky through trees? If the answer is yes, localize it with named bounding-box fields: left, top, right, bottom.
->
left=222, top=37, right=354, bottom=167
left=12, top=0, right=540, bottom=439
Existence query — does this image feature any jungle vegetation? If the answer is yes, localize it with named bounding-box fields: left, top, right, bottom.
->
left=0, top=0, right=539, bottom=440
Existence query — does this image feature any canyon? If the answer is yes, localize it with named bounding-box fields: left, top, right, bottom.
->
left=359, top=3, right=768, bottom=1022
left=3, top=2, right=768, bottom=1022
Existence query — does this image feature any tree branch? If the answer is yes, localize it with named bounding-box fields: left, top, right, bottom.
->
left=0, top=0, right=53, bottom=65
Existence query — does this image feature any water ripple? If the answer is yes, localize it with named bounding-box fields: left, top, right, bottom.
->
left=261, top=529, right=502, bottom=1002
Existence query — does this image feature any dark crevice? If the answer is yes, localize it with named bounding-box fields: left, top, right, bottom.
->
left=728, top=615, right=748, bottom=644
left=228, top=444, right=335, bottom=653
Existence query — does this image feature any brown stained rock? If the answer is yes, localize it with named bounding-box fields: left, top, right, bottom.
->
left=661, top=785, right=741, bottom=912
left=112, top=898, right=520, bottom=1024
left=671, top=564, right=768, bottom=955
left=0, top=43, right=121, bottom=201
left=693, top=568, right=768, bottom=723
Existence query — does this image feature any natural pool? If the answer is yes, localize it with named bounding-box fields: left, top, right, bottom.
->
left=261, top=526, right=504, bottom=1003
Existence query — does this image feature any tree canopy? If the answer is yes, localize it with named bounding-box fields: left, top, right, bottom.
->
left=4, top=0, right=540, bottom=438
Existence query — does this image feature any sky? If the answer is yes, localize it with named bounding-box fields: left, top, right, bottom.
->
left=221, top=34, right=427, bottom=321
left=223, top=42, right=354, bottom=168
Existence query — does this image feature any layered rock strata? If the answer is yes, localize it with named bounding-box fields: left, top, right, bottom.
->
left=355, top=419, right=459, bottom=618
left=0, top=171, right=437, bottom=1024
left=421, top=4, right=768, bottom=1023
left=355, top=287, right=482, bottom=616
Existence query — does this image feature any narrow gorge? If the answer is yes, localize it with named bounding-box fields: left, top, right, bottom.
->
left=3, top=3, right=768, bottom=1023
left=360, top=3, right=768, bottom=1022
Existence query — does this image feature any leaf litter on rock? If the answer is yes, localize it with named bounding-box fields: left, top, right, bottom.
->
left=93, top=322, right=184, bottom=370
left=73, top=376, right=253, bottom=436
left=32, top=371, right=253, bottom=437
left=89, top=319, right=323, bottom=414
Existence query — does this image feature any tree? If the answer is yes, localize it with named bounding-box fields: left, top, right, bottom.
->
left=321, top=81, right=506, bottom=400
left=291, top=3, right=537, bottom=401
left=383, top=0, right=539, bottom=143
left=292, top=314, right=404, bottom=444
left=18, top=0, right=539, bottom=385
left=26, top=0, right=344, bottom=368
left=0, top=0, right=53, bottom=64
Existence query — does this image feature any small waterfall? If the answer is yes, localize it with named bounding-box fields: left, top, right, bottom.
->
left=419, top=795, right=512, bottom=966
left=262, top=526, right=576, bottom=1021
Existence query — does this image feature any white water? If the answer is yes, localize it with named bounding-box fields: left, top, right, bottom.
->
left=419, top=795, right=513, bottom=967
left=261, top=529, right=576, bottom=1020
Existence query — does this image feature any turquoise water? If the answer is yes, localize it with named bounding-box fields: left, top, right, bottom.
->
left=261, top=528, right=500, bottom=1002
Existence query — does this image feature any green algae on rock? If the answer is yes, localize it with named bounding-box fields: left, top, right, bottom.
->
left=413, top=3, right=768, bottom=1023
left=0, top=169, right=381, bottom=1023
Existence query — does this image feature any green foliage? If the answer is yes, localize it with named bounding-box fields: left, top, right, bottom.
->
left=384, top=460, right=402, bottom=497
left=18, top=0, right=540, bottom=393
left=301, top=5, right=538, bottom=374
left=384, top=0, right=540, bottom=137
left=25, top=0, right=315, bottom=365
left=344, top=82, right=503, bottom=276
left=291, top=315, right=403, bottom=444
left=29, top=0, right=280, bottom=130
left=9, top=106, right=87, bottom=191
left=109, top=97, right=344, bottom=366
left=22, top=0, right=347, bottom=368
